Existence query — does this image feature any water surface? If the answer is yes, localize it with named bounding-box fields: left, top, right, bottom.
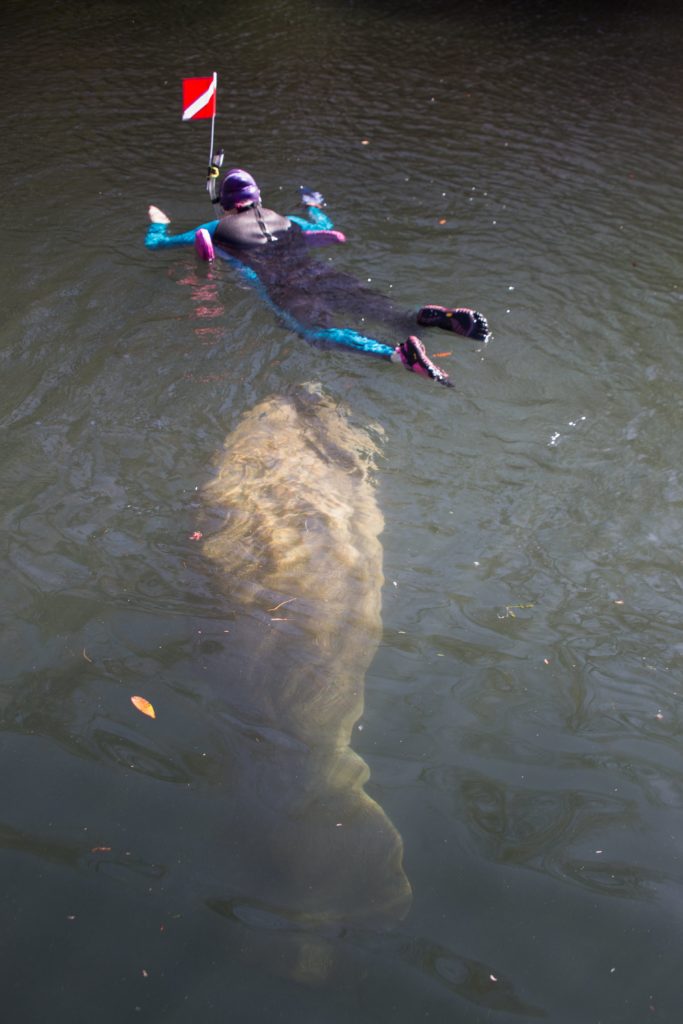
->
left=1, top=1, right=683, bottom=1020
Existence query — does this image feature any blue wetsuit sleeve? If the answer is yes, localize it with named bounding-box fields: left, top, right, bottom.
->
left=288, top=207, right=335, bottom=232
left=145, top=219, right=219, bottom=249
left=306, top=207, right=334, bottom=230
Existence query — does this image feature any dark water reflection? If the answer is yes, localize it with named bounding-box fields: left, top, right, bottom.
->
left=2, top=0, right=683, bottom=1020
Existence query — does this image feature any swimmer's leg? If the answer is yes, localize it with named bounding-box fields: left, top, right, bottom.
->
left=300, top=276, right=490, bottom=345
left=215, top=248, right=452, bottom=387
left=304, top=326, right=453, bottom=388
left=274, top=291, right=454, bottom=387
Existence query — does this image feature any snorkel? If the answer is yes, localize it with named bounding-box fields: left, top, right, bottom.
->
left=207, top=148, right=224, bottom=206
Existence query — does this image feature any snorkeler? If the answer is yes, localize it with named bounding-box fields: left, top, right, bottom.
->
left=145, top=168, right=490, bottom=388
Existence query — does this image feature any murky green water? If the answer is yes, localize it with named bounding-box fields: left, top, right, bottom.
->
left=2, top=1, right=683, bottom=1020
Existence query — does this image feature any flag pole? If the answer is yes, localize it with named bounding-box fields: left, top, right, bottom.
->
left=206, top=72, right=223, bottom=204
left=208, top=71, right=217, bottom=167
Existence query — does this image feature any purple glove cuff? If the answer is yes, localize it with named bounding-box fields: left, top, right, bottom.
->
left=303, top=229, right=346, bottom=248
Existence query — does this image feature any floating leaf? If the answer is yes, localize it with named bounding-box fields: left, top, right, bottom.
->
left=131, top=695, right=156, bottom=719
left=433, top=352, right=452, bottom=358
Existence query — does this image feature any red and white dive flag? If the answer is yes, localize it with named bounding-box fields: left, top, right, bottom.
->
left=182, top=74, right=217, bottom=121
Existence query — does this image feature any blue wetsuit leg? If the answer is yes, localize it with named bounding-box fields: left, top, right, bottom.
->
left=215, top=248, right=394, bottom=358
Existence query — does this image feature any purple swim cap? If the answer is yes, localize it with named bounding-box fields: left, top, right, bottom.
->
left=219, top=168, right=261, bottom=209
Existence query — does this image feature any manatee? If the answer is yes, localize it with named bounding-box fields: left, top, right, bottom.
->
left=200, top=384, right=411, bottom=927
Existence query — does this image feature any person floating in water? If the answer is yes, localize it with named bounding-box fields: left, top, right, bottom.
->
left=145, top=168, right=490, bottom=388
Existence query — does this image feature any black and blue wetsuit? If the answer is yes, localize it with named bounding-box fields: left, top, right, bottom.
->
left=145, top=192, right=490, bottom=390
left=145, top=203, right=411, bottom=359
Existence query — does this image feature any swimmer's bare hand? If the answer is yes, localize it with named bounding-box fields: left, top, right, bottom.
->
left=148, top=205, right=170, bottom=224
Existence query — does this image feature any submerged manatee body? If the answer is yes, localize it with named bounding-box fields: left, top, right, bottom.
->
left=201, top=385, right=411, bottom=927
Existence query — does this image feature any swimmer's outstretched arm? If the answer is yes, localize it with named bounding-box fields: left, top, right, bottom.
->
left=145, top=203, right=343, bottom=250
left=145, top=205, right=219, bottom=250
left=287, top=187, right=345, bottom=247
left=293, top=206, right=335, bottom=230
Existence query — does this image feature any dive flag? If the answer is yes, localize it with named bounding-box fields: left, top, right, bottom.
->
left=182, top=74, right=217, bottom=121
